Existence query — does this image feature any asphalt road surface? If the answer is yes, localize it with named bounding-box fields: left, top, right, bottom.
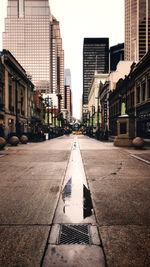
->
left=0, top=134, right=150, bottom=267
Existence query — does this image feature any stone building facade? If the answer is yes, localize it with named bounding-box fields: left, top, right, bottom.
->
left=0, top=50, right=34, bottom=138
left=109, top=50, right=150, bottom=138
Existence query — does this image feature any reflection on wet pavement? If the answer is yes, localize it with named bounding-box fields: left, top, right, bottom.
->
left=62, top=178, right=72, bottom=199
left=83, top=185, right=93, bottom=218
left=62, top=179, right=93, bottom=220
left=54, top=137, right=95, bottom=224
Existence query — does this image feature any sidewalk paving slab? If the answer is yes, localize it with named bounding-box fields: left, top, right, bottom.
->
left=79, top=136, right=150, bottom=267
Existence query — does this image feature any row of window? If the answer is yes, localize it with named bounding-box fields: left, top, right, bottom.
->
left=110, top=101, right=121, bottom=117
left=110, top=81, right=150, bottom=117
left=136, top=80, right=150, bottom=103
left=110, top=93, right=135, bottom=117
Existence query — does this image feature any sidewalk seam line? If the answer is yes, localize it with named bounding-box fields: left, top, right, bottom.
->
left=130, top=154, right=150, bottom=165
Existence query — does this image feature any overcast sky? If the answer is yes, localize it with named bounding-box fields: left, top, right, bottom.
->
left=0, top=0, right=124, bottom=119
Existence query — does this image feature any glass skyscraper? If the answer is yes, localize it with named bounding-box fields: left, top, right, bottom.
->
left=125, top=0, right=150, bottom=62
left=83, top=38, right=109, bottom=105
left=3, top=0, right=51, bottom=92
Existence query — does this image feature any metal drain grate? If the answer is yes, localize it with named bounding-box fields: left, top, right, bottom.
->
left=58, top=224, right=91, bottom=245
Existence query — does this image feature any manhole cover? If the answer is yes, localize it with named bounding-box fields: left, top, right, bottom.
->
left=58, top=224, right=91, bottom=245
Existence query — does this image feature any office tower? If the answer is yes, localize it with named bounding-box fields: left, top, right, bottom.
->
left=50, top=16, right=65, bottom=109
left=110, top=43, right=124, bottom=71
left=125, top=0, right=150, bottom=62
left=65, top=85, right=71, bottom=121
left=3, top=0, right=51, bottom=93
left=83, top=38, right=109, bottom=105
left=64, top=68, right=72, bottom=121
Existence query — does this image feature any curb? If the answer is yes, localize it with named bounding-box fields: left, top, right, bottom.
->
left=130, top=154, right=150, bottom=165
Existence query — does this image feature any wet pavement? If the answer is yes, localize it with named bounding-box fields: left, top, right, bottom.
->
left=53, top=137, right=95, bottom=224
left=0, top=134, right=150, bottom=266
left=42, top=136, right=105, bottom=267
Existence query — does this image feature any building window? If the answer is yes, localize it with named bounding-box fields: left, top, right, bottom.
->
left=21, top=89, right=24, bottom=115
left=126, top=95, right=130, bottom=109
left=116, top=102, right=119, bottom=114
left=0, top=83, right=3, bottom=105
left=136, top=86, right=140, bottom=103
left=9, top=85, right=12, bottom=108
left=148, top=79, right=150, bottom=99
left=131, top=92, right=134, bottom=107
left=142, top=82, right=146, bottom=101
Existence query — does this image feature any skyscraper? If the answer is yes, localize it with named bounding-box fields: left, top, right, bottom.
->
left=50, top=16, right=65, bottom=109
left=125, top=0, right=150, bottom=62
left=3, top=0, right=51, bottom=92
left=64, top=69, right=72, bottom=121
left=65, top=85, right=71, bottom=122
left=83, top=38, right=109, bottom=105
left=110, top=43, right=124, bottom=71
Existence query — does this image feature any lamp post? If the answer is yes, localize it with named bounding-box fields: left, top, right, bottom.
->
left=12, top=76, right=21, bottom=137
left=57, top=92, right=62, bottom=128
left=54, top=105, right=56, bottom=128
left=44, top=95, right=52, bottom=139
left=95, top=96, right=100, bottom=139
left=91, top=105, right=95, bottom=137
left=15, top=79, right=19, bottom=136
left=51, top=102, right=53, bottom=126
left=87, top=111, right=90, bottom=135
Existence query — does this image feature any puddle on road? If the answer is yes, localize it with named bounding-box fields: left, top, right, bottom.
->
left=42, top=137, right=105, bottom=267
left=62, top=179, right=93, bottom=221
left=54, top=136, right=95, bottom=224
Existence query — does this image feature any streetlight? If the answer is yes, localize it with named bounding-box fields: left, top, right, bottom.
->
left=91, top=105, right=95, bottom=137
left=86, top=111, right=90, bottom=136
left=44, top=95, right=52, bottom=139
left=12, top=76, right=21, bottom=137
left=54, top=105, right=56, bottom=128
left=95, top=96, right=101, bottom=140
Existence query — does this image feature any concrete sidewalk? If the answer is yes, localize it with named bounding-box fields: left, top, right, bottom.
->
left=109, top=136, right=150, bottom=165
left=79, top=135, right=150, bottom=267
left=127, top=146, right=150, bottom=165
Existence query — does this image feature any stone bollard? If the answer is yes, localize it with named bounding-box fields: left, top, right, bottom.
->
left=132, top=137, right=144, bottom=149
left=9, top=136, right=19, bottom=146
left=0, top=137, right=7, bottom=150
left=20, top=135, right=28, bottom=144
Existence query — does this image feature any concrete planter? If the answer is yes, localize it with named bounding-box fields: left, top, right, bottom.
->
left=0, top=137, right=7, bottom=150
left=114, top=136, right=133, bottom=147
left=20, top=135, right=28, bottom=144
left=9, top=136, right=19, bottom=146
left=132, top=137, right=144, bottom=149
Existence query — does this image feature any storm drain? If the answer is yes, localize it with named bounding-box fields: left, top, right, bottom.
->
left=58, top=224, right=91, bottom=245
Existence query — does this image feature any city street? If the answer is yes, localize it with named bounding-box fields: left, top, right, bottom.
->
left=0, top=134, right=150, bottom=267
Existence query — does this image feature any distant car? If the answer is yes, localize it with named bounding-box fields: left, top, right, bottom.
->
left=72, top=131, right=82, bottom=135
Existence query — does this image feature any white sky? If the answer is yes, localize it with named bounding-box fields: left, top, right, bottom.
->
left=0, top=0, right=124, bottom=119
